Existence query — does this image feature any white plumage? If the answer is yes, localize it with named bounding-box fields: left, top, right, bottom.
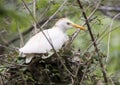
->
left=19, top=27, right=68, bottom=53
left=19, top=18, right=86, bottom=63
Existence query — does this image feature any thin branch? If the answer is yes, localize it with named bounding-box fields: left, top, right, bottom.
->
left=33, top=0, right=38, bottom=33
left=7, top=19, right=47, bottom=45
left=77, top=0, right=98, bottom=52
left=39, top=0, right=66, bottom=29
left=38, top=2, right=51, bottom=21
left=16, top=23, right=24, bottom=47
left=21, top=0, right=36, bottom=22
left=98, top=25, right=120, bottom=44
left=80, top=60, right=91, bottom=85
left=0, top=58, right=27, bottom=67
left=0, top=75, right=4, bottom=85
left=99, top=6, right=120, bottom=12
left=106, top=13, right=120, bottom=62
left=73, top=0, right=101, bottom=81
left=69, top=0, right=101, bottom=45
left=0, top=73, right=8, bottom=81
left=99, top=11, right=120, bottom=20
left=77, top=0, right=108, bottom=85
left=82, top=25, right=120, bottom=55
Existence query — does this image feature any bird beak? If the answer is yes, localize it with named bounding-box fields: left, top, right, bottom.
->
left=71, top=23, right=86, bottom=30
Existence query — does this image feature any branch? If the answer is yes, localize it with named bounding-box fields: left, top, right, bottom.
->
left=68, top=0, right=100, bottom=45
left=77, top=0, right=98, bottom=52
left=98, top=6, right=120, bottom=20
left=99, top=6, right=120, bottom=12
left=33, top=0, right=38, bottom=33
left=106, top=13, right=120, bottom=62
left=77, top=0, right=108, bottom=85
left=71, top=0, right=101, bottom=81
left=7, top=19, right=47, bottom=45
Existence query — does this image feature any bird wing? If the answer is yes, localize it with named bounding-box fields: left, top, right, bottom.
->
left=19, top=28, right=68, bottom=54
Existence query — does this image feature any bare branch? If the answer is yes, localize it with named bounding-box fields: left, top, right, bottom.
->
left=99, top=6, right=120, bottom=12
left=77, top=0, right=108, bottom=85
left=16, top=23, right=24, bottom=47
left=106, top=13, right=120, bottom=62
left=33, top=0, right=38, bottom=33
left=7, top=19, right=48, bottom=45
left=69, top=0, right=101, bottom=45
left=98, top=6, right=120, bottom=20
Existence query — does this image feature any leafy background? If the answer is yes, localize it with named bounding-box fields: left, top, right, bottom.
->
left=0, top=0, right=120, bottom=85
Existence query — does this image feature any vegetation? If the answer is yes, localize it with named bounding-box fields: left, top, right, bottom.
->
left=0, top=0, right=120, bottom=85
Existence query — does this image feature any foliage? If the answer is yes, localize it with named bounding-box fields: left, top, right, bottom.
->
left=0, top=0, right=120, bottom=85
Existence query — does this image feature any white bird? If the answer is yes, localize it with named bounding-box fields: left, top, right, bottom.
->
left=19, top=18, right=86, bottom=63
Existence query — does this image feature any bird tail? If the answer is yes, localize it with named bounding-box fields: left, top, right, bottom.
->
left=19, top=52, right=33, bottom=63
left=25, top=55, right=34, bottom=63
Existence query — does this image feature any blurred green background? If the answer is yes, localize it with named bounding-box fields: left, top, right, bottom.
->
left=0, top=0, right=120, bottom=84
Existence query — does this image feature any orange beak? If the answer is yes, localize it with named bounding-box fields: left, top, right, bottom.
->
left=71, top=23, right=86, bottom=30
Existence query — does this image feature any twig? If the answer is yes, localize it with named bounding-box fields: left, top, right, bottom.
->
left=7, top=19, right=50, bottom=45
left=74, top=0, right=101, bottom=79
left=82, top=25, right=120, bottom=55
left=0, top=75, right=4, bottom=85
left=43, top=0, right=75, bottom=77
left=16, top=23, right=24, bottom=47
left=98, top=6, right=120, bottom=20
left=77, top=0, right=98, bottom=52
left=106, top=13, right=120, bottom=62
left=79, top=60, right=91, bottom=85
left=77, top=0, right=108, bottom=85
left=98, top=25, right=120, bottom=44
left=0, top=72, right=8, bottom=80
left=99, top=6, right=120, bottom=12
left=33, top=0, right=38, bottom=33
left=39, top=0, right=67, bottom=29
left=84, top=25, right=120, bottom=54
left=109, top=77, right=115, bottom=85
left=38, top=2, right=51, bottom=20
left=0, top=58, right=27, bottom=67
left=69, top=0, right=101, bottom=45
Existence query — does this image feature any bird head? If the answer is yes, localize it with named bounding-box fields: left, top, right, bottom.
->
left=55, top=18, right=86, bottom=32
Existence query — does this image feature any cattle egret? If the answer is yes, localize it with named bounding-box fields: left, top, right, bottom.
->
left=19, top=18, right=86, bottom=63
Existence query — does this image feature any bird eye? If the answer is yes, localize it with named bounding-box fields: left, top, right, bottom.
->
left=67, top=22, right=70, bottom=25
